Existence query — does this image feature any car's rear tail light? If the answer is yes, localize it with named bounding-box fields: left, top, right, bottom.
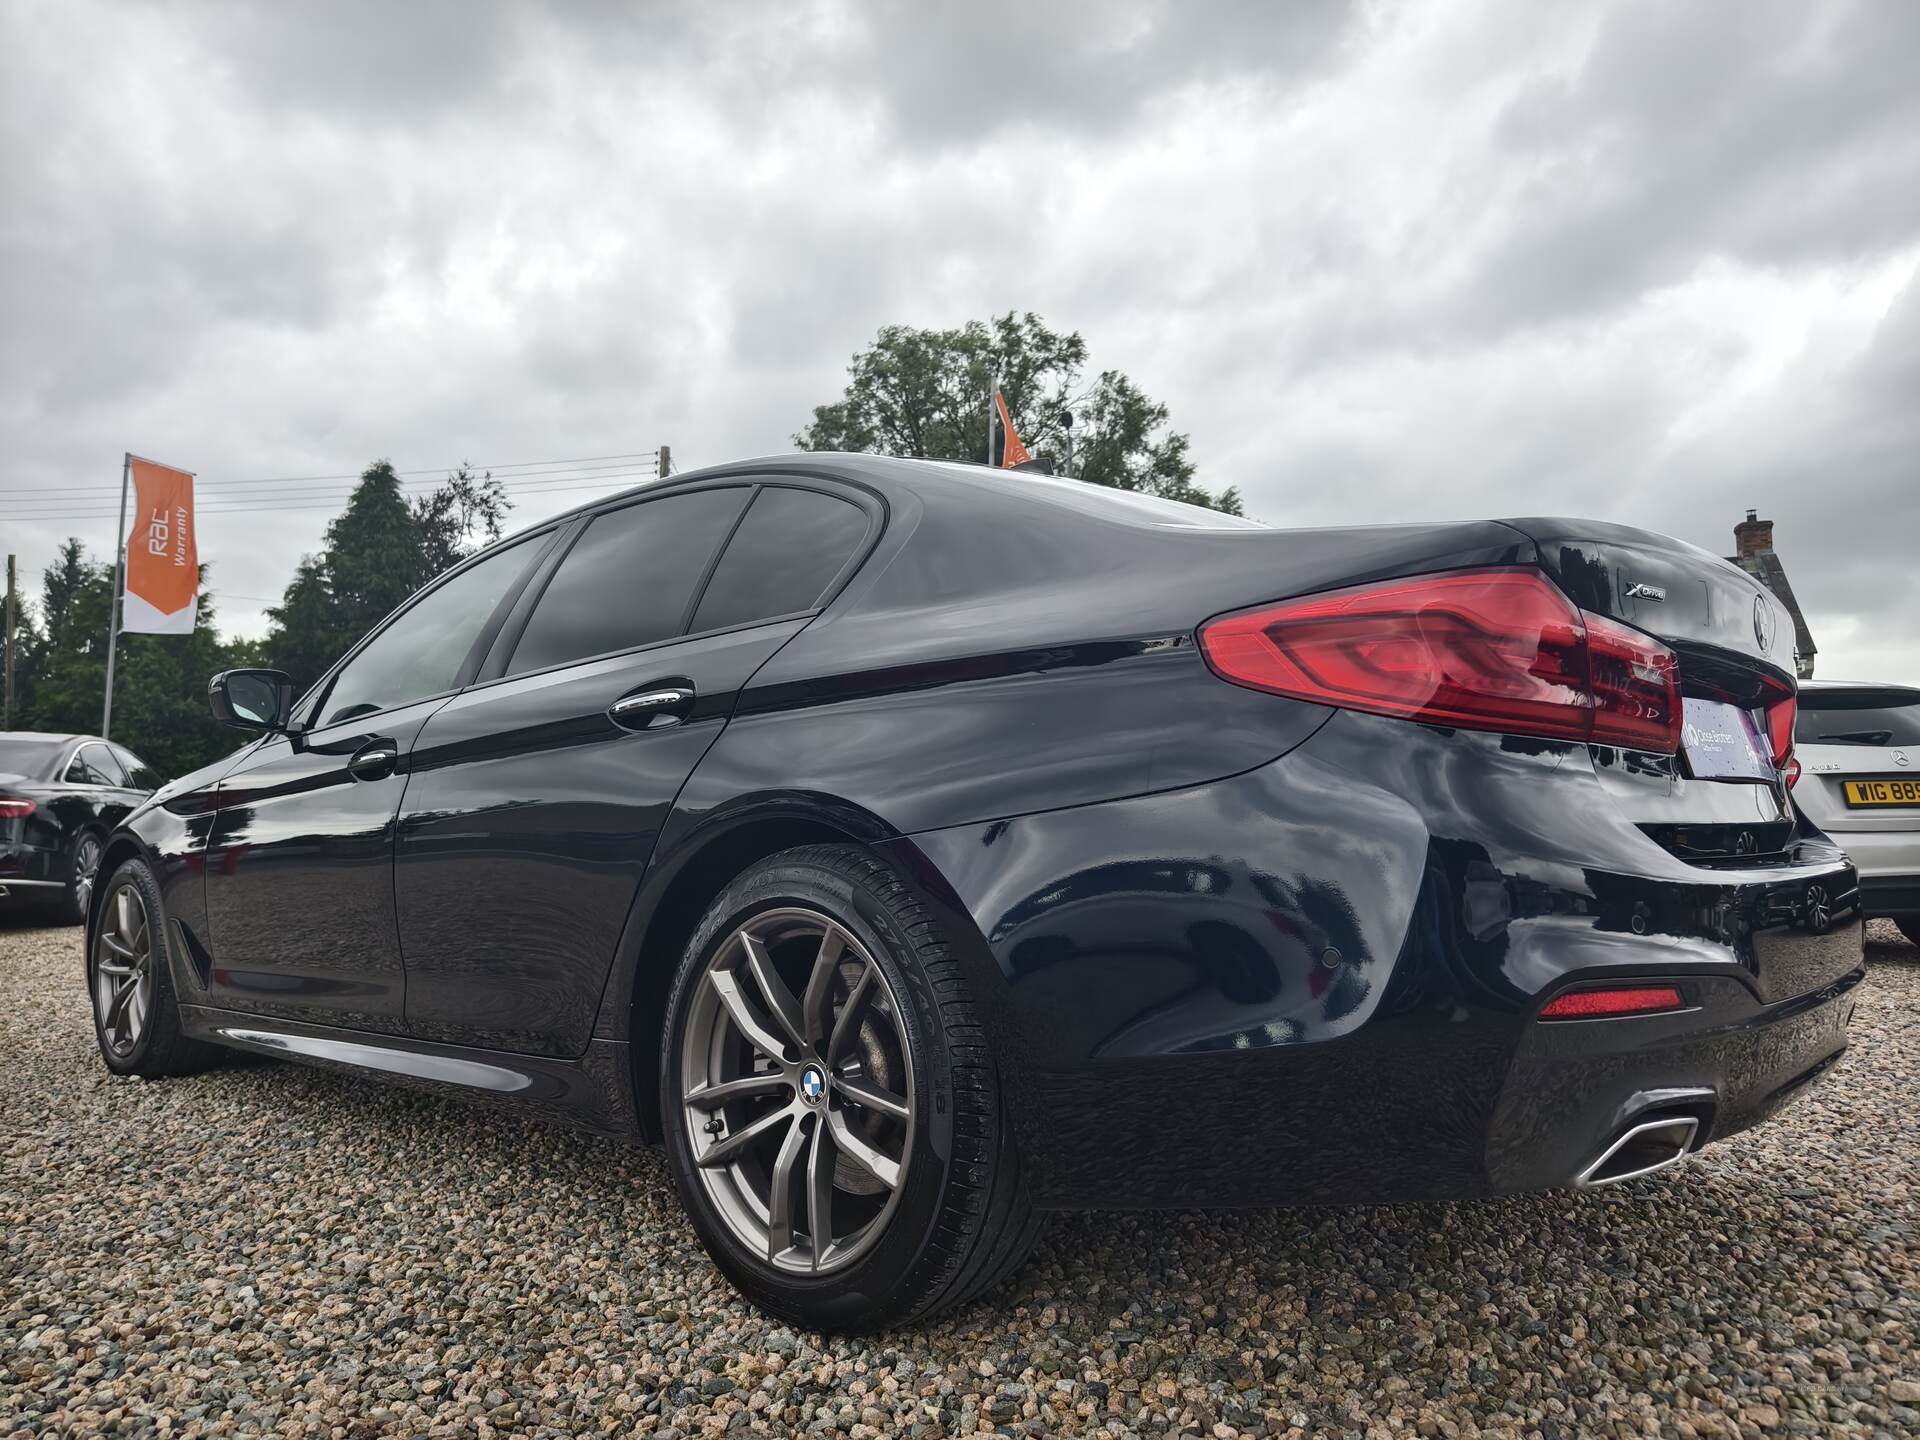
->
left=1758, top=676, right=1797, bottom=785
left=1539, top=985, right=1685, bottom=1020
left=1198, top=567, right=1682, bottom=753
left=0, top=798, right=36, bottom=819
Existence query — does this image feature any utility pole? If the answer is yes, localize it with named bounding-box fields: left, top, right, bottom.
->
left=4, top=554, right=16, bottom=730
left=657, top=444, right=672, bottom=479
left=986, top=375, right=997, bottom=467
left=102, top=452, right=131, bottom=740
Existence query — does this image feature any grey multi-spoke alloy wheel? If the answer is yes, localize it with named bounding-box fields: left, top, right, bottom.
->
left=661, top=845, right=1043, bottom=1332
left=86, top=856, right=219, bottom=1079
left=680, top=908, right=915, bottom=1274
left=93, top=882, right=153, bottom=1056
left=66, top=832, right=104, bottom=925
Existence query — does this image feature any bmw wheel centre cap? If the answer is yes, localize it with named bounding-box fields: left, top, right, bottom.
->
left=799, top=1065, right=827, bottom=1105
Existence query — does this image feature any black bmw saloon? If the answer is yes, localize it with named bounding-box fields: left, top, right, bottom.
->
left=87, top=454, right=1863, bottom=1330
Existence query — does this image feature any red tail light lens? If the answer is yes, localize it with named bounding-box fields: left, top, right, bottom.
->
left=1759, top=678, right=1796, bottom=783
left=0, top=798, right=37, bottom=819
left=1198, top=567, right=1681, bottom=753
left=1539, top=985, right=1685, bottom=1020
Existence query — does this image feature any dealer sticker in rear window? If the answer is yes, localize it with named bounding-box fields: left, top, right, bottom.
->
left=1681, top=698, right=1775, bottom=781
left=1843, top=778, right=1920, bottom=807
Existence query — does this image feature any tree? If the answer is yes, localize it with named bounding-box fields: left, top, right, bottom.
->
left=411, top=462, right=508, bottom=576
left=263, top=460, right=514, bottom=695
left=14, top=540, right=252, bottom=780
left=795, top=312, right=1242, bottom=515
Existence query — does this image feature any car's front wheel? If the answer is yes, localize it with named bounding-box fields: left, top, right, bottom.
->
left=88, top=857, right=219, bottom=1078
left=660, top=844, right=1042, bottom=1331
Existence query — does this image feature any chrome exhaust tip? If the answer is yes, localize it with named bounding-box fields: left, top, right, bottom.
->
left=1575, top=1114, right=1700, bottom=1188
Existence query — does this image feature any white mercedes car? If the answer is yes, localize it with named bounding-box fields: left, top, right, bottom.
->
left=1793, top=680, right=1920, bottom=945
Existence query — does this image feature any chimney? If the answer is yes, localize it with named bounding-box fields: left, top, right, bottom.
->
left=1734, top=508, right=1774, bottom=560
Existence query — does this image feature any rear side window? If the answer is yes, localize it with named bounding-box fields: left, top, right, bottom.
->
left=66, top=744, right=123, bottom=785
left=112, top=745, right=159, bottom=789
left=508, top=488, right=750, bottom=675
left=83, top=744, right=130, bottom=785
left=1796, top=697, right=1920, bottom=747
left=690, top=487, right=869, bottom=634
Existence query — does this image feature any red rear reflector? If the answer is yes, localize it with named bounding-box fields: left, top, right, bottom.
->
left=0, top=799, right=36, bottom=819
left=1539, top=985, right=1684, bottom=1020
left=1198, top=568, right=1682, bottom=753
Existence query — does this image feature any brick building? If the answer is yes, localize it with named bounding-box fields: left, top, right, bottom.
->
left=1728, top=510, right=1816, bottom=679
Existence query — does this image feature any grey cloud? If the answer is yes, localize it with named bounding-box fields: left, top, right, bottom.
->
left=1, top=0, right=1916, bottom=684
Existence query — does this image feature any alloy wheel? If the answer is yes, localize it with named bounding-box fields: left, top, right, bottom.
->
left=680, top=907, right=915, bottom=1274
left=93, top=883, right=153, bottom=1058
left=72, top=835, right=103, bottom=916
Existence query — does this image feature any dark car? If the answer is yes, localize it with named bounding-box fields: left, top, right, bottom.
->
left=85, top=455, right=1864, bottom=1331
left=2, top=732, right=159, bottom=922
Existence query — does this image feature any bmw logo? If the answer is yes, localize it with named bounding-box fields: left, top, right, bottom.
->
left=799, top=1065, right=827, bottom=1105
left=1753, top=596, right=1776, bottom=654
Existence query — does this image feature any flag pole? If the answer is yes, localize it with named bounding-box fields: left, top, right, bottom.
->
left=102, top=452, right=130, bottom=740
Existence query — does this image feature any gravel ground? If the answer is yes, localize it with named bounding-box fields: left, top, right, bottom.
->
left=2, top=918, right=1915, bottom=1439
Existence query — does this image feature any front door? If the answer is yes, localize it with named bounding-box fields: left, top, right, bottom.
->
left=203, top=532, right=550, bottom=1029
left=396, top=479, right=877, bottom=1057
left=203, top=699, right=446, bottom=1030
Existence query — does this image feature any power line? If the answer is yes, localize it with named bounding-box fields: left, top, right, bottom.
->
left=3, top=467, right=661, bottom=523
left=0, top=455, right=662, bottom=503
left=0, top=450, right=661, bottom=498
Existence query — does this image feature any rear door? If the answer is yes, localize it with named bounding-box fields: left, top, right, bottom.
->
left=203, top=533, right=551, bottom=1030
left=396, top=479, right=876, bottom=1057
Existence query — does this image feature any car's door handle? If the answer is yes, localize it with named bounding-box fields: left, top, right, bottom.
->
left=346, top=741, right=399, bottom=782
left=609, top=685, right=696, bottom=731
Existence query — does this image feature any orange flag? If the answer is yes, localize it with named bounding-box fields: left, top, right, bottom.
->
left=994, top=390, right=1032, bottom=468
left=122, top=457, right=198, bottom=634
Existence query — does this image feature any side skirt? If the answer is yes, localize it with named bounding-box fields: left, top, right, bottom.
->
left=178, top=1004, right=647, bottom=1144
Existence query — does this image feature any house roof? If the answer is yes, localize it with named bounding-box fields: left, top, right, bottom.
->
left=1727, top=549, right=1817, bottom=665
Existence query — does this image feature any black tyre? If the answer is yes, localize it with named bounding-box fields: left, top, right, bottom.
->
left=88, top=857, right=221, bottom=1079
left=659, top=844, right=1042, bottom=1331
left=62, top=830, right=104, bottom=926
left=1897, top=916, right=1920, bottom=948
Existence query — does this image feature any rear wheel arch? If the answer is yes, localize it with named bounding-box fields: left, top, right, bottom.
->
left=622, top=805, right=889, bottom=1141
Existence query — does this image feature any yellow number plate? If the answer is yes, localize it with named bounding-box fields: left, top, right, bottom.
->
left=1843, top=778, right=1920, bottom=807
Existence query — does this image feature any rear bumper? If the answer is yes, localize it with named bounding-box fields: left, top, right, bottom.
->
left=1811, top=825, right=1920, bottom=912
left=898, top=709, right=1867, bottom=1209
left=1486, top=960, right=1862, bottom=1193
left=0, top=840, right=64, bottom=906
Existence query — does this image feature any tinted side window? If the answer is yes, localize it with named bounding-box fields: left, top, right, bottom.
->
left=112, top=745, right=160, bottom=789
left=65, top=747, right=112, bottom=785
left=508, top=488, right=749, bottom=675
left=321, top=537, right=539, bottom=726
left=690, top=487, right=869, bottom=634
left=82, top=743, right=131, bottom=786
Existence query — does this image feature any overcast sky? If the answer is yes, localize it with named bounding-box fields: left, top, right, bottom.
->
left=4, top=0, right=1917, bottom=681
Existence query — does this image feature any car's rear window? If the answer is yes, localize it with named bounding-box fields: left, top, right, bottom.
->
left=1795, top=695, right=1920, bottom=747
left=0, top=738, right=62, bottom=778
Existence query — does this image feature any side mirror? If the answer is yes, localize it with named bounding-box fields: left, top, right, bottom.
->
left=208, top=669, right=295, bottom=733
